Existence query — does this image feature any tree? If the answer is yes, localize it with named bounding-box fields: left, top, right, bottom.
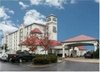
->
left=19, top=28, right=61, bottom=54
left=1, top=46, right=3, bottom=50
left=19, top=35, right=41, bottom=52
left=5, top=44, right=8, bottom=51
left=40, top=37, right=61, bottom=54
left=1, top=44, right=8, bottom=52
left=93, top=48, right=99, bottom=58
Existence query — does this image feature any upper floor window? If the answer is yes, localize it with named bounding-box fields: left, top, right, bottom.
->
left=53, top=18, right=57, bottom=21
left=53, top=26, right=57, bottom=33
left=47, top=18, right=51, bottom=21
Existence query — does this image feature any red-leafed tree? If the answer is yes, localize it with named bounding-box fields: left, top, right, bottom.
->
left=19, top=28, right=43, bottom=52
left=40, top=37, right=61, bottom=54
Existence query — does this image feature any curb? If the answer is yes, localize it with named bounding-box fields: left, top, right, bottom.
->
left=65, top=59, right=99, bottom=64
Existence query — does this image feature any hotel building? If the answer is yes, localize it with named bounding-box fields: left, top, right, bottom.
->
left=1, top=14, right=89, bottom=57
left=2, top=14, right=57, bottom=54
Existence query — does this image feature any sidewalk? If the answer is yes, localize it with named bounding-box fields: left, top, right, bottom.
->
left=65, top=57, right=99, bottom=63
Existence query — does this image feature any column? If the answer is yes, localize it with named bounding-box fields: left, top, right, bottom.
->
left=94, top=43, right=98, bottom=51
left=62, top=44, right=65, bottom=58
left=68, top=49, right=70, bottom=57
left=68, top=46, right=71, bottom=57
left=71, top=46, right=75, bottom=57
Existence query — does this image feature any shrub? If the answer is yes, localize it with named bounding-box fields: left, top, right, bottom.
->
left=84, top=51, right=93, bottom=58
left=32, top=54, right=57, bottom=65
left=16, top=50, right=22, bottom=54
left=93, top=48, right=99, bottom=59
left=47, top=54, right=57, bottom=63
left=33, top=57, right=49, bottom=65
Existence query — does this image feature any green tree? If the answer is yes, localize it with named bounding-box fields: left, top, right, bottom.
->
left=93, top=48, right=99, bottom=58
left=4, top=44, right=8, bottom=52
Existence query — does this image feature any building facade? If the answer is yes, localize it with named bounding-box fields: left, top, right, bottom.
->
left=2, top=14, right=88, bottom=56
left=2, top=14, right=57, bottom=54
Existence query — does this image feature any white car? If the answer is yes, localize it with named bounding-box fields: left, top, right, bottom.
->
left=0, top=50, right=8, bottom=61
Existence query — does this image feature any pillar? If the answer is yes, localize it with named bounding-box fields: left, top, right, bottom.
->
left=71, top=46, right=75, bottom=57
left=62, top=44, right=65, bottom=58
left=68, top=46, right=71, bottom=57
left=68, top=49, right=70, bottom=57
left=94, top=43, right=98, bottom=51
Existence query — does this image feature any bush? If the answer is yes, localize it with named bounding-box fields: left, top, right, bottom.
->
left=47, top=54, right=57, bottom=63
left=85, top=48, right=99, bottom=59
left=32, top=54, right=57, bottom=65
left=33, top=57, right=49, bottom=65
left=93, top=48, right=99, bottom=59
left=16, top=50, right=22, bottom=54
left=84, top=51, right=93, bottom=58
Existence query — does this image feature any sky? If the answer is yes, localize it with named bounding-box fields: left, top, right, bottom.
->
left=0, top=0, right=99, bottom=50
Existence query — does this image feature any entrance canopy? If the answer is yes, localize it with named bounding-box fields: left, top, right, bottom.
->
left=64, top=35, right=97, bottom=42
left=61, top=35, right=99, bottom=58
left=62, top=35, right=99, bottom=48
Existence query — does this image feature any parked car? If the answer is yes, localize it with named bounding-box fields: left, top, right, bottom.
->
left=84, top=51, right=93, bottom=58
left=0, top=50, right=8, bottom=61
left=8, top=50, right=35, bottom=63
left=0, top=51, right=2, bottom=60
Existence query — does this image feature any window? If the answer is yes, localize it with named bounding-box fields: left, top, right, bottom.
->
left=47, top=18, right=51, bottom=21
left=53, top=18, right=57, bottom=21
left=53, top=26, right=57, bottom=33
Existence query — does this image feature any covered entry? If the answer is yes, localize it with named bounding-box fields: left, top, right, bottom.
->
left=62, top=35, right=99, bottom=58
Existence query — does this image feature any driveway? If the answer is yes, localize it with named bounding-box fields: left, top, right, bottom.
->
left=0, top=60, right=99, bottom=71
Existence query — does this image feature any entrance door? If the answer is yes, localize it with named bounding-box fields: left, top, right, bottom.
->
left=71, top=50, right=77, bottom=57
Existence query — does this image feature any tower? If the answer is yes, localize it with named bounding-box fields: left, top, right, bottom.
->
left=46, top=14, right=57, bottom=40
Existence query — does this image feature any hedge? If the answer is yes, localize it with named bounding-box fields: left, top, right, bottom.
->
left=32, top=54, right=57, bottom=65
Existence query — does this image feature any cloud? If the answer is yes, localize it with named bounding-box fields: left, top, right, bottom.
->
left=0, top=7, right=10, bottom=20
left=5, top=8, right=14, bottom=14
left=0, top=6, right=18, bottom=34
left=18, top=0, right=77, bottom=9
left=30, top=0, right=67, bottom=9
left=0, top=6, right=14, bottom=20
left=45, top=0, right=67, bottom=9
left=0, top=21, right=18, bottom=33
left=23, top=9, right=46, bottom=25
left=19, top=1, right=29, bottom=9
left=95, top=0, right=100, bottom=3
left=70, top=0, right=77, bottom=4
left=30, top=0, right=43, bottom=5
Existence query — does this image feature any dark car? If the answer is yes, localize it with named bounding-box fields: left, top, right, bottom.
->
left=84, top=51, right=93, bottom=58
left=8, top=50, right=35, bottom=62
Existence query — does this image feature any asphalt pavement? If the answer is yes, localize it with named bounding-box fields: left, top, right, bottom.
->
left=0, top=60, right=99, bottom=71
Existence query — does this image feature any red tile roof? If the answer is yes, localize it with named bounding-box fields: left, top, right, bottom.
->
left=65, top=35, right=96, bottom=42
left=49, top=40, right=62, bottom=46
left=30, top=28, right=42, bottom=34
left=77, top=46, right=86, bottom=51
